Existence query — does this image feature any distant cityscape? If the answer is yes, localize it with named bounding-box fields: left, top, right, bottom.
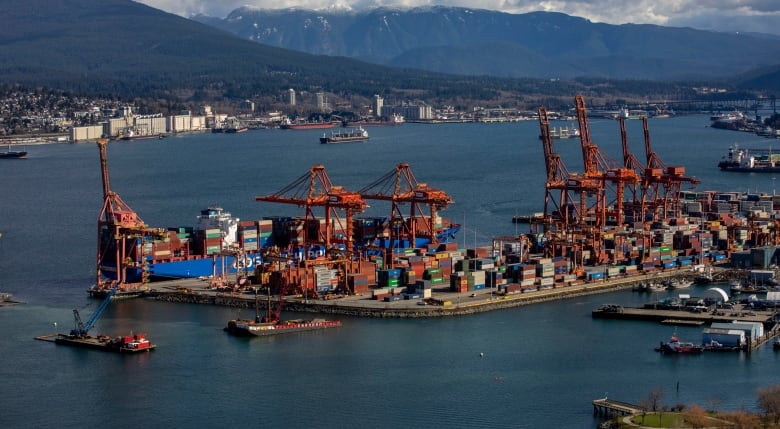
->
left=0, top=85, right=774, bottom=144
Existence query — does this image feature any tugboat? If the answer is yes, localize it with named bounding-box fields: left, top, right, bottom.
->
left=655, top=334, right=704, bottom=354
left=225, top=286, right=341, bottom=337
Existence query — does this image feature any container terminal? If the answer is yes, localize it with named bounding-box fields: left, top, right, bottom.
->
left=82, top=96, right=780, bottom=331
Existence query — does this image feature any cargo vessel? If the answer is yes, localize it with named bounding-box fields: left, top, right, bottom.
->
left=99, top=205, right=460, bottom=282
left=320, top=127, right=369, bottom=144
left=348, top=113, right=405, bottom=127
left=99, top=206, right=264, bottom=282
left=538, top=125, right=579, bottom=140
left=119, top=128, right=165, bottom=141
left=280, top=118, right=336, bottom=130
left=0, top=144, right=27, bottom=159
left=718, top=144, right=780, bottom=172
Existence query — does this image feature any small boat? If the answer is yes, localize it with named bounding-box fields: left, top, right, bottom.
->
left=773, top=338, right=780, bottom=351
left=703, top=340, right=744, bottom=352
left=225, top=288, right=341, bottom=337
left=692, top=265, right=714, bottom=284
left=665, top=278, right=693, bottom=290
left=0, top=144, right=27, bottom=159
left=730, top=280, right=743, bottom=294
left=320, top=127, right=369, bottom=144
left=655, top=334, right=704, bottom=354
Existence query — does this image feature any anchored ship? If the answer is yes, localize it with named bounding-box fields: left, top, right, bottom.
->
left=320, top=127, right=369, bottom=144
left=0, top=144, right=27, bottom=159
left=718, top=144, right=780, bottom=172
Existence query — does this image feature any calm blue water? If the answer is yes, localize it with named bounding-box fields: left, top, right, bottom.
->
left=1, top=115, right=779, bottom=428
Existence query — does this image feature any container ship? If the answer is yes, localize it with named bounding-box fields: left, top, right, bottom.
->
left=98, top=206, right=460, bottom=283
left=320, top=127, right=369, bottom=144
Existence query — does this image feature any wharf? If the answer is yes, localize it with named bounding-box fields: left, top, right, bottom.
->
left=591, top=306, right=772, bottom=326
left=592, top=398, right=643, bottom=417
left=144, top=271, right=688, bottom=318
left=593, top=305, right=780, bottom=351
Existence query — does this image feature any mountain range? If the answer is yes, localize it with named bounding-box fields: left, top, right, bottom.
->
left=195, top=6, right=780, bottom=82
left=0, top=0, right=778, bottom=107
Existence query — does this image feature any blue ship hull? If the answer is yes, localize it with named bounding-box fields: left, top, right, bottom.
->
left=100, top=225, right=461, bottom=281
left=101, top=253, right=263, bottom=282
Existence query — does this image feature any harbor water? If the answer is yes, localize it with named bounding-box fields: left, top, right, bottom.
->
left=2, top=115, right=780, bottom=428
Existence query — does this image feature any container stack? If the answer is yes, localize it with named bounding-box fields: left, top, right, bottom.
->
left=238, top=221, right=258, bottom=252
left=202, top=228, right=222, bottom=255
left=378, top=268, right=402, bottom=288
left=314, top=266, right=337, bottom=293
left=347, top=272, right=371, bottom=295
left=257, top=219, right=272, bottom=247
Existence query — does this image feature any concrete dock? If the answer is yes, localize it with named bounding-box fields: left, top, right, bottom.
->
left=140, top=271, right=689, bottom=318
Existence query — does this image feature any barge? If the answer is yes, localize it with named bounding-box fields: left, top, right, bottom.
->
left=52, top=333, right=155, bottom=353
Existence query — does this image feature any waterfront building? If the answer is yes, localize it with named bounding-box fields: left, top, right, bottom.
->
left=373, top=95, right=383, bottom=118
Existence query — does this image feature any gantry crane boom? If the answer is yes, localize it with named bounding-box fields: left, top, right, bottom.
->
left=255, top=165, right=367, bottom=252
left=575, top=96, right=640, bottom=228
left=641, top=117, right=699, bottom=218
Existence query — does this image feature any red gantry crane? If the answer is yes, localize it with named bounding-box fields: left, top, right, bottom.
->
left=640, top=117, right=699, bottom=219
left=95, top=138, right=164, bottom=294
left=256, top=165, right=367, bottom=253
left=358, top=163, right=454, bottom=251
left=575, top=95, right=640, bottom=230
left=618, top=116, right=651, bottom=223
left=537, top=106, right=603, bottom=272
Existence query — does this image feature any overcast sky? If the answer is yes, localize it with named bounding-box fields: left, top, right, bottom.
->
left=138, top=0, right=780, bottom=36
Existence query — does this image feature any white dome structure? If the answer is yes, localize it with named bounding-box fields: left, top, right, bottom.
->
left=703, top=287, right=729, bottom=303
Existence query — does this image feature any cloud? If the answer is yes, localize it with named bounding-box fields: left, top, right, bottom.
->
left=136, top=0, right=780, bottom=35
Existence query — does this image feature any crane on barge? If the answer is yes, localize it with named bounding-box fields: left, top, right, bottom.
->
left=71, top=286, right=118, bottom=337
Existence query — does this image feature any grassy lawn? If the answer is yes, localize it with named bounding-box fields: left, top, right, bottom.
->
left=628, top=412, right=728, bottom=428
left=632, top=413, right=686, bottom=427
